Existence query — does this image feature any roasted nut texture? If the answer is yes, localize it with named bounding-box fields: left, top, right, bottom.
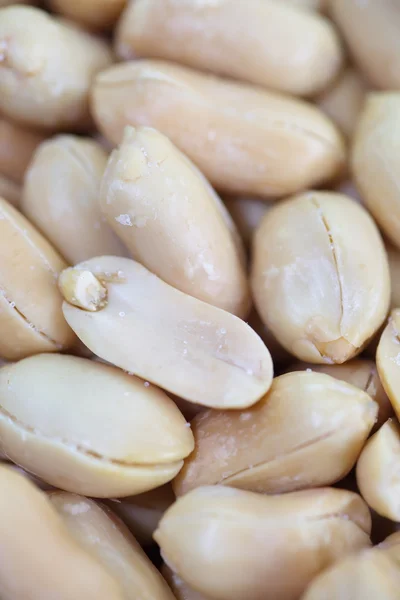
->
left=92, top=60, right=346, bottom=198
left=0, top=354, right=194, bottom=497
left=0, top=117, right=45, bottom=183
left=116, top=0, right=343, bottom=96
left=154, top=485, right=372, bottom=600
left=352, top=93, right=400, bottom=249
left=50, top=492, right=176, bottom=600
left=0, top=197, right=75, bottom=359
left=100, top=126, right=249, bottom=317
left=61, top=256, right=273, bottom=409
left=22, top=135, right=127, bottom=264
left=377, top=309, right=400, bottom=421
left=0, top=6, right=112, bottom=130
left=0, top=466, right=125, bottom=599
left=48, top=0, right=126, bottom=31
left=173, top=372, right=377, bottom=496
left=251, top=191, right=390, bottom=364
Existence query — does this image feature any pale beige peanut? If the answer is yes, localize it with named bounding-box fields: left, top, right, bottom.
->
left=0, top=466, right=125, bottom=599
left=47, top=0, right=126, bottom=31
left=224, top=196, right=270, bottom=248
left=0, top=197, right=75, bottom=360
left=116, top=0, right=343, bottom=97
left=154, top=486, right=371, bottom=600
left=316, top=67, right=368, bottom=138
left=108, top=484, right=175, bottom=547
left=22, top=135, right=127, bottom=264
left=49, top=492, right=175, bottom=600
left=0, top=6, right=112, bottom=130
left=352, top=93, right=400, bottom=249
left=100, top=126, right=249, bottom=318
left=377, top=310, right=400, bottom=421
left=331, top=0, right=400, bottom=90
left=61, top=256, right=273, bottom=409
left=0, top=117, right=45, bottom=183
left=251, top=191, right=390, bottom=364
left=289, top=359, right=393, bottom=432
left=0, top=354, right=194, bottom=497
left=356, top=420, right=400, bottom=521
left=0, top=174, right=20, bottom=206
left=173, top=371, right=377, bottom=497
left=387, top=244, right=400, bottom=308
left=162, top=565, right=209, bottom=600
left=91, top=60, right=346, bottom=197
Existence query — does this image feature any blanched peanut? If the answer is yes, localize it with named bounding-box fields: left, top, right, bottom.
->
left=0, top=354, right=194, bottom=496
left=0, top=466, right=125, bottom=599
left=356, top=420, right=400, bottom=521
left=352, top=93, right=400, bottom=249
left=162, top=565, right=209, bottom=600
left=0, top=197, right=75, bottom=359
left=0, top=174, right=20, bottom=206
left=107, top=484, right=175, bottom=547
left=0, top=117, right=45, bottom=183
left=289, top=359, right=393, bottom=432
left=48, top=0, right=126, bottom=31
left=22, top=135, right=127, bottom=264
left=251, top=191, right=390, bottom=364
left=91, top=60, right=346, bottom=198
left=100, top=126, right=249, bottom=317
left=316, top=67, right=368, bottom=138
left=224, top=196, right=270, bottom=249
left=377, top=310, right=400, bottom=421
left=154, top=486, right=371, bottom=600
left=0, top=6, right=112, bottom=130
left=173, top=372, right=377, bottom=497
left=387, top=244, right=400, bottom=308
left=60, top=256, right=273, bottom=409
left=331, top=0, right=400, bottom=90
left=49, top=492, right=175, bottom=600
left=116, top=0, right=343, bottom=97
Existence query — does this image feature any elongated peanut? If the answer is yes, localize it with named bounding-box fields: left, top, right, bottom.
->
left=0, top=117, right=45, bottom=183
left=116, top=0, right=343, bottom=97
left=48, top=0, right=125, bottom=30
left=154, top=486, right=371, bottom=600
left=0, top=197, right=75, bottom=359
left=0, top=6, right=112, bottom=130
left=0, top=354, right=194, bottom=496
left=100, top=126, right=249, bottom=317
left=91, top=60, right=346, bottom=197
left=60, top=256, right=273, bottom=409
left=251, top=191, right=390, bottom=363
left=377, top=310, right=400, bottom=420
left=352, top=93, right=400, bottom=249
left=50, top=492, right=175, bottom=600
left=331, top=0, right=400, bottom=90
left=0, top=466, right=125, bottom=599
left=174, top=371, right=377, bottom=497
left=22, top=135, right=127, bottom=264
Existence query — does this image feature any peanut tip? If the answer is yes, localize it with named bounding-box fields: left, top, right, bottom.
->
left=59, top=268, right=108, bottom=312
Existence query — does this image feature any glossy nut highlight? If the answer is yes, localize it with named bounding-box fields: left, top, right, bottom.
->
left=377, top=310, right=400, bottom=420
left=0, top=354, right=194, bottom=497
left=154, top=486, right=372, bottom=600
left=173, top=371, right=377, bottom=497
left=49, top=492, right=175, bottom=600
left=251, top=191, right=390, bottom=364
left=91, top=60, right=346, bottom=197
left=0, top=466, right=125, bottom=600
left=352, top=93, right=400, bottom=249
left=0, top=117, right=45, bottom=183
left=331, top=0, right=400, bottom=90
left=116, top=0, right=343, bottom=96
left=48, top=0, right=126, bottom=31
left=22, top=135, right=127, bottom=264
left=0, top=6, right=112, bottom=130
left=0, top=197, right=75, bottom=359
left=356, top=420, right=400, bottom=521
left=100, top=126, right=249, bottom=317
left=61, top=256, right=273, bottom=409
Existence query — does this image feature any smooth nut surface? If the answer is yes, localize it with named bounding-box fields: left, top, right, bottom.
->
left=0, top=6, right=112, bottom=130
left=116, top=0, right=343, bottom=96
left=61, top=256, right=273, bottom=409
left=100, top=126, right=249, bottom=317
left=0, top=197, right=75, bottom=359
left=0, top=466, right=125, bottom=599
left=0, top=354, right=194, bottom=496
left=251, top=191, right=390, bottom=363
left=48, top=0, right=125, bottom=30
left=50, top=492, right=175, bottom=600
left=377, top=310, right=400, bottom=421
left=174, top=371, right=377, bottom=496
left=0, top=117, right=45, bottom=183
left=91, top=60, right=346, bottom=198
left=22, top=135, right=127, bottom=264
left=154, top=486, right=371, bottom=600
